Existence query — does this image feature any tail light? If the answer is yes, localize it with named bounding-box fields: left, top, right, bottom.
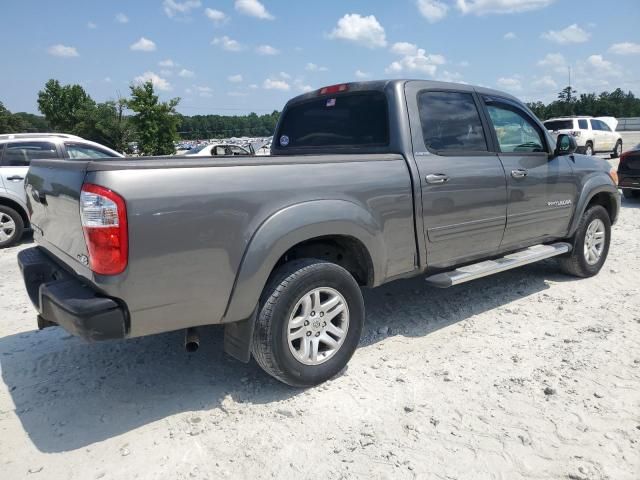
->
left=319, top=84, right=349, bottom=95
left=80, top=183, right=128, bottom=275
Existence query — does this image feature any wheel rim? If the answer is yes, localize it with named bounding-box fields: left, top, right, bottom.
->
left=0, top=213, right=16, bottom=243
left=583, top=218, right=606, bottom=265
left=586, top=145, right=593, bottom=155
left=616, top=142, right=622, bottom=156
left=287, top=287, right=349, bottom=366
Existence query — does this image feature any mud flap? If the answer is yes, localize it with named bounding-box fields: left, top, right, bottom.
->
left=223, top=308, right=257, bottom=363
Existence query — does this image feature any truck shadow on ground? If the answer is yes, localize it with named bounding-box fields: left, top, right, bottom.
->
left=0, top=258, right=577, bottom=453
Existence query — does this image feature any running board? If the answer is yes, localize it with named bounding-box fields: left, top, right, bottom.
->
left=425, top=242, right=572, bottom=288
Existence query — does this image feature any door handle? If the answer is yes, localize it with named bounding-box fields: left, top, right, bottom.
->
left=511, top=169, right=528, bottom=179
left=425, top=173, right=449, bottom=184
left=6, top=175, right=24, bottom=181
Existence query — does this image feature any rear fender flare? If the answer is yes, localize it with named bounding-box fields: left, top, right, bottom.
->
left=223, top=199, right=386, bottom=323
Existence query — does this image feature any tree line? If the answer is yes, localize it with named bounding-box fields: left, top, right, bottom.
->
left=527, top=86, right=640, bottom=120
left=2, top=80, right=640, bottom=156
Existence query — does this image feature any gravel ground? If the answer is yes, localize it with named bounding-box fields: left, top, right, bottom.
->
left=1, top=166, right=639, bottom=480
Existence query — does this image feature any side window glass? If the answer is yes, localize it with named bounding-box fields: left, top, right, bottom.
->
left=484, top=102, right=545, bottom=153
left=578, top=119, right=588, bottom=129
left=589, top=119, right=598, bottom=130
left=597, top=120, right=611, bottom=132
left=2, top=142, right=57, bottom=166
left=66, top=143, right=117, bottom=159
left=214, top=146, right=226, bottom=155
left=417, top=91, right=488, bottom=152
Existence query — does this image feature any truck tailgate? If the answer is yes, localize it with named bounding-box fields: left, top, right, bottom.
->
left=25, top=160, right=91, bottom=274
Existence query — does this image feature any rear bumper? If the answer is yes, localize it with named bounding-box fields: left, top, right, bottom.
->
left=618, top=174, right=640, bottom=190
left=17, top=247, right=128, bottom=341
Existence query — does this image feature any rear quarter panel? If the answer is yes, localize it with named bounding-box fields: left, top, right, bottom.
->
left=88, top=155, right=415, bottom=337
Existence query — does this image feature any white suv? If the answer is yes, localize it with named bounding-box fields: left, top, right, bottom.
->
left=0, top=133, right=122, bottom=248
left=543, top=116, right=622, bottom=158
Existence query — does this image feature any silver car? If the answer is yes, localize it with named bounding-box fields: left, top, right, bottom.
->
left=0, top=133, right=122, bottom=247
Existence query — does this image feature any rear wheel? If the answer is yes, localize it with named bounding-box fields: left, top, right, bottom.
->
left=252, top=259, right=364, bottom=387
left=611, top=140, right=623, bottom=158
left=558, top=205, right=611, bottom=278
left=0, top=206, right=24, bottom=248
left=584, top=142, right=594, bottom=156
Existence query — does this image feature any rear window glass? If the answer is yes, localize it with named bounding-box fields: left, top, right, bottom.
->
left=417, top=91, right=487, bottom=152
left=544, top=120, right=573, bottom=131
left=277, top=92, right=389, bottom=148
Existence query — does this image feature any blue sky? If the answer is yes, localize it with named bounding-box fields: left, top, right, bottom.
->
left=1, top=0, right=639, bottom=115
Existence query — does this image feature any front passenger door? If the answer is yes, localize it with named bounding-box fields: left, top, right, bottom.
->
left=482, top=97, right=577, bottom=248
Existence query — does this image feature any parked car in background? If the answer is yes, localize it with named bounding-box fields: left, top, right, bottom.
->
left=617, top=144, right=640, bottom=199
left=0, top=133, right=123, bottom=248
left=18, top=80, right=619, bottom=386
left=184, top=143, right=252, bottom=156
left=544, top=116, right=623, bottom=157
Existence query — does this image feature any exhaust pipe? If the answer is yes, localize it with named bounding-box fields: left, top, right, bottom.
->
left=184, top=327, right=200, bottom=353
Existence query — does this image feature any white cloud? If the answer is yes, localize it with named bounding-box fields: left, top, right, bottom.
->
left=234, top=0, right=274, bottom=20
left=586, top=54, right=613, bottom=72
left=163, top=0, right=201, bottom=18
left=306, top=62, right=328, bottom=72
left=537, top=52, right=566, bottom=70
left=298, top=84, right=313, bottom=93
left=249, top=84, right=259, bottom=89
left=192, top=85, right=213, bottom=97
left=279, top=72, right=291, bottom=79
left=87, top=21, right=97, bottom=29
left=212, top=36, right=243, bottom=51
left=178, top=68, right=195, bottom=78
left=158, top=59, right=176, bottom=67
left=329, top=13, right=387, bottom=49
left=130, top=37, right=156, bottom=52
left=228, top=74, right=243, bottom=83
left=386, top=42, right=445, bottom=76
left=497, top=76, right=522, bottom=91
left=456, top=0, right=555, bottom=15
left=532, top=75, right=558, bottom=89
left=133, top=72, right=172, bottom=91
left=115, top=13, right=129, bottom=24
left=355, top=69, right=371, bottom=79
left=263, top=78, right=290, bottom=90
left=416, top=0, right=448, bottom=23
left=541, top=24, right=590, bottom=44
left=504, top=32, right=516, bottom=40
left=47, top=44, right=79, bottom=57
left=256, top=44, right=280, bottom=55
left=204, top=8, right=227, bottom=24
left=609, top=42, right=640, bottom=56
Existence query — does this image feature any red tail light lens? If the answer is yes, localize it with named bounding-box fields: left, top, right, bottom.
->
left=80, top=183, right=128, bottom=275
left=319, top=84, right=349, bottom=95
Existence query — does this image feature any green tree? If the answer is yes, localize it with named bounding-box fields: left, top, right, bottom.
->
left=0, top=102, right=25, bottom=132
left=126, top=81, right=180, bottom=155
left=37, top=79, right=95, bottom=133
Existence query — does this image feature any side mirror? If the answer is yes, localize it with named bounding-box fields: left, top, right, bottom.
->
left=555, top=133, right=577, bottom=156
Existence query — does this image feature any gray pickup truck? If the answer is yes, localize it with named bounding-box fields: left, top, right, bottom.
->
left=18, top=80, right=620, bottom=386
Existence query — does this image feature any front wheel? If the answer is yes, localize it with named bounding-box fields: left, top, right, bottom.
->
left=0, top=206, right=24, bottom=248
left=558, top=205, right=611, bottom=278
left=611, top=140, right=623, bottom=158
left=252, top=259, right=365, bottom=387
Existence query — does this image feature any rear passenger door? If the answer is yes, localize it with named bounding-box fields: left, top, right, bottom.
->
left=0, top=141, right=60, bottom=206
left=481, top=96, right=577, bottom=248
left=405, top=82, right=507, bottom=268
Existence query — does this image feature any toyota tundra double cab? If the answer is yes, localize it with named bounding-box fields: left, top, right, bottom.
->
left=18, top=80, right=620, bottom=386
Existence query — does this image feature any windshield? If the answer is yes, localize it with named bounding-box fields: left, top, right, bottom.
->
left=185, top=144, right=210, bottom=154
left=276, top=92, right=389, bottom=148
left=544, top=120, right=573, bottom=131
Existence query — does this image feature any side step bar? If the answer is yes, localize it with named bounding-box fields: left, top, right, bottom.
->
left=425, top=242, right=571, bottom=288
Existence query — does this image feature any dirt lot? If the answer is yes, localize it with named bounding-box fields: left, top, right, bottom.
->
left=1, top=162, right=639, bottom=480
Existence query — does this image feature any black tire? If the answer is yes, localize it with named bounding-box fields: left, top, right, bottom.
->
left=0, top=205, right=24, bottom=248
left=584, top=141, right=594, bottom=156
left=558, top=205, right=611, bottom=278
left=611, top=140, right=623, bottom=159
left=252, top=259, right=365, bottom=387
left=622, top=189, right=640, bottom=199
